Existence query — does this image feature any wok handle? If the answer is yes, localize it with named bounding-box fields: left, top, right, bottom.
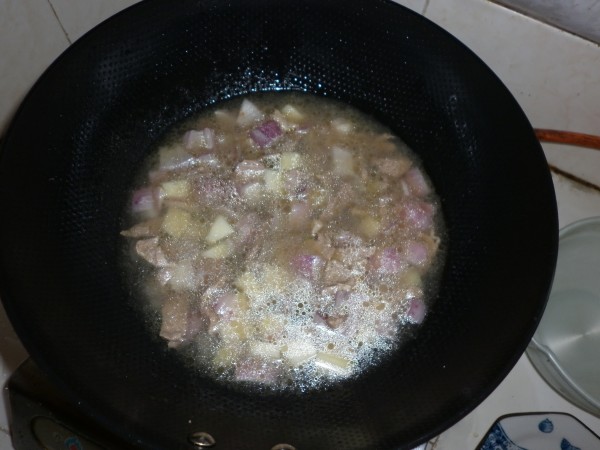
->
left=535, top=129, right=600, bottom=151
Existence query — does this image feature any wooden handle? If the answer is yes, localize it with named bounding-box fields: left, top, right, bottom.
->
left=534, top=129, right=600, bottom=151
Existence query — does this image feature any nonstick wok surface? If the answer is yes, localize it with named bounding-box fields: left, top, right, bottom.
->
left=0, top=1, right=557, bottom=449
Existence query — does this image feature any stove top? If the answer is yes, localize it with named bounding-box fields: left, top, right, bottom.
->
left=7, top=359, right=136, bottom=450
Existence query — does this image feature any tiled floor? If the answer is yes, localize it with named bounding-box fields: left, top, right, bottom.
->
left=1, top=0, right=600, bottom=449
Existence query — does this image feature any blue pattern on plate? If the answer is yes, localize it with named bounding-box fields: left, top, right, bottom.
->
left=561, top=438, right=581, bottom=450
left=480, top=423, right=527, bottom=450
left=538, top=418, right=554, bottom=433
left=480, top=416, right=588, bottom=450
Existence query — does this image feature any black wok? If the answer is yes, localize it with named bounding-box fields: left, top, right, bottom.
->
left=0, top=0, right=557, bottom=449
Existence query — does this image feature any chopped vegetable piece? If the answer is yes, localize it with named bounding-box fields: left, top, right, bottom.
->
left=236, top=99, right=263, bottom=126
left=160, top=179, right=190, bottom=199
left=202, top=240, right=232, bottom=259
left=359, top=216, right=380, bottom=238
left=284, top=341, right=317, bottom=367
left=315, top=352, right=351, bottom=374
left=280, top=152, right=301, bottom=170
left=249, top=341, right=282, bottom=360
left=331, top=118, right=353, bottom=134
left=249, top=120, right=283, bottom=148
left=131, top=187, right=160, bottom=215
left=161, top=208, right=193, bottom=238
left=183, top=128, right=215, bottom=151
left=281, top=104, right=304, bottom=122
left=206, top=215, right=235, bottom=243
left=263, top=169, right=283, bottom=194
left=331, top=146, right=354, bottom=176
left=122, top=93, right=443, bottom=389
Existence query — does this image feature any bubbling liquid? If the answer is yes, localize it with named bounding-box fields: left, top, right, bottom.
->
left=121, top=93, right=445, bottom=391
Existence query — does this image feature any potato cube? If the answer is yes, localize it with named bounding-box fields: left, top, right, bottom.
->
left=236, top=99, right=263, bottom=126
left=206, top=215, right=235, bottom=243
left=331, top=118, right=353, bottom=134
left=212, top=344, right=240, bottom=368
left=281, top=104, right=304, bottom=122
left=280, top=152, right=301, bottom=171
left=359, top=217, right=380, bottom=238
left=161, top=208, right=192, bottom=238
left=167, top=260, right=199, bottom=291
left=160, top=179, right=190, bottom=199
left=264, top=169, right=283, bottom=194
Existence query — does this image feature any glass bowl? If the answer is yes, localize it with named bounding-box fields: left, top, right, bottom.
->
left=527, top=216, right=600, bottom=416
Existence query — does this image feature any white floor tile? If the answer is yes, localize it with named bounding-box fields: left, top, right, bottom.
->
left=553, top=172, right=600, bottom=228
left=492, top=0, right=600, bottom=44
left=392, top=0, right=427, bottom=15
left=48, top=0, right=141, bottom=43
left=0, top=429, right=14, bottom=450
left=543, top=143, right=600, bottom=190
left=423, top=0, right=600, bottom=185
left=0, top=301, right=28, bottom=436
left=0, top=0, right=69, bottom=134
left=424, top=0, right=600, bottom=133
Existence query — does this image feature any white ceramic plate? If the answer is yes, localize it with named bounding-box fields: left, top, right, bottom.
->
left=477, top=412, right=600, bottom=450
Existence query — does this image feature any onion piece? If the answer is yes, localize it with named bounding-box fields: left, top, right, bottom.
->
left=249, top=120, right=283, bottom=148
left=403, top=167, right=431, bottom=197
left=213, top=292, right=239, bottom=320
left=290, top=253, right=325, bottom=280
left=131, top=187, right=161, bottom=215
left=368, top=247, right=405, bottom=274
left=405, top=240, right=429, bottom=266
left=397, top=199, right=435, bottom=230
left=288, top=201, right=310, bottom=229
left=406, top=297, right=426, bottom=324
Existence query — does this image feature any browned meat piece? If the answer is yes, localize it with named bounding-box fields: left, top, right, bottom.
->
left=315, top=233, right=335, bottom=260
left=120, top=217, right=162, bottom=238
left=234, top=358, right=281, bottom=383
left=321, top=285, right=352, bottom=307
left=335, top=245, right=376, bottom=266
left=319, top=182, right=354, bottom=221
left=231, top=213, right=261, bottom=253
left=314, top=310, right=348, bottom=329
left=326, top=314, right=348, bottom=329
left=323, top=260, right=353, bottom=285
left=135, top=237, right=171, bottom=267
left=160, top=293, right=191, bottom=342
left=191, top=174, right=237, bottom=208
left=373, top=157, right=411, bottom=178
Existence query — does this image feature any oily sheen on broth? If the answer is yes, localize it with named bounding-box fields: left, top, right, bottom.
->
left=121, top=93, right=444, bottom=390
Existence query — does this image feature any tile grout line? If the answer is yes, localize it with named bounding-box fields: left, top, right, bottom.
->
left=548, top=164, right=600, bottom=193
left=46, top=0, right=72, bottom=45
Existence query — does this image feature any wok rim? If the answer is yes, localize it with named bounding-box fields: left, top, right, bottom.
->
left=0, top=0, right=558, bottom=448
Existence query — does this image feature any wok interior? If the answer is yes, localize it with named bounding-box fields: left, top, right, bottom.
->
left=0, top=1, right=557, bottom=449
